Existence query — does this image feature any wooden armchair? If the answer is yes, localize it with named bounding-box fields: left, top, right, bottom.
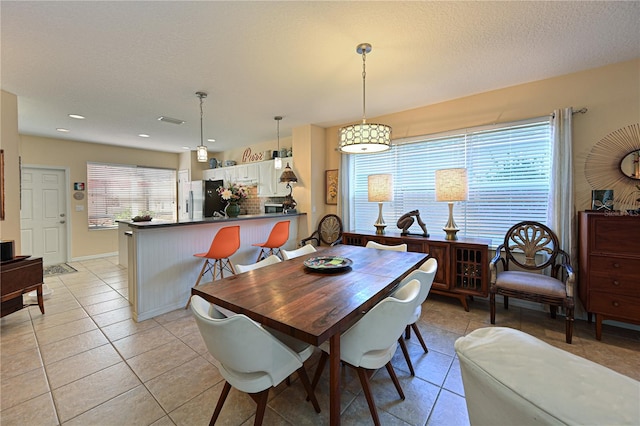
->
left=490, top=221, right=576, bottom=343
left=300, top=214, right=343, bottom=247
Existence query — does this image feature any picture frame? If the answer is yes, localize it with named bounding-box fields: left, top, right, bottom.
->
left=591, top=189, right=614, bottom=211
left=325, top=169, right=338, bottom=205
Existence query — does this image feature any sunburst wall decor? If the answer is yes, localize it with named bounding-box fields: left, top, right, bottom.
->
left=584, top=123, right=640, bottom=210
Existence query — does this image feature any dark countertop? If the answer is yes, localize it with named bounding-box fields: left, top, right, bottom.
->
left=120, top=212, right=306, bottom=229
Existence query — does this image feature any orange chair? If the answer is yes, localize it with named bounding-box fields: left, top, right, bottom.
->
left=252, top=221, right=290, bottom=262
left=187, top=225, right=240, bottom=309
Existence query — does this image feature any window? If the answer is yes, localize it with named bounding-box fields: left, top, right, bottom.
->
left=87, top=163, right=177, bottom=229
left=350, top=118, right=552, bottom=247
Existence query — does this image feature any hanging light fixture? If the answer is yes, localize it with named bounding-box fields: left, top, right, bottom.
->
left=338, top=43, right=392, bottom=154
left=274, top=116, right=283, bottom=170
left=195, top=91, right=208, bottom=162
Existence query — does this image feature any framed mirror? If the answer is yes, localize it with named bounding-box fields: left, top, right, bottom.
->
left=620, top=150, right=640, bottom=180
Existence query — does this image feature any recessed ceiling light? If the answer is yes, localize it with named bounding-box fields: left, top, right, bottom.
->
left=182, top=146, right=190, bottom=150
left=56, top=128, right=70, bottom=132
left=138, top=134, right=150, bottom=138
left=207, top=138, right=216, bottom=142
left=68, top=114, right=85, bottom=119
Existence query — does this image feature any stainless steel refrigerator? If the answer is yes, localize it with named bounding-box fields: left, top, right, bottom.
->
left=187, top=179, right=224, bottom=220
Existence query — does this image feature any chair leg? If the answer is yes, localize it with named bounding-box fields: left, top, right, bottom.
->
left=356, top=367, right=381, bottom=426
left=490, top=292, right=496, bottom=324
left=565, top=306, right=574, bottom=344
left=550, top=305, right=557, bottom=319
left=249, top=389, right=270, bottom=426
left=397, top=337, right=415, bottom=376
left=404, top=324, right=411, bottom=339
left=297, top=366, right=321, bottom=413
left=310, top=351, right=328, bottom=391
left=411, top=322, right=428, bottom=353
left=385, top=362, right=405, bottom=400
left=210, top=381, right=231, bottom=426
left=186, top=260, right=210, bottom=309
left=504, top=295, right=509, bottom=310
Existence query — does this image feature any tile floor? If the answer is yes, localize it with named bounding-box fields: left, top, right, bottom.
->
left=1, top=256, right=639, bottom=425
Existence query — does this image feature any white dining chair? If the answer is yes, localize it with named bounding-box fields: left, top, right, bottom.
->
left=282, top=244, right=317, bottom=260
left=365, top=240, right=408, bottom=252
left=310, top=279, right=421, bottom=426
left=190, top=295, right=321, bottom=425
left=392, top=258, right=438, bottom=375
left=235, top=254, right=281, bottom=273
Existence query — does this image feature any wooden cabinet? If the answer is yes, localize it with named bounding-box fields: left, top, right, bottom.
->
left=1, top=257, right=44, bottom=317
left=343, top=231, right=490, bottom=311
left=578, top=211, right=640, bottom=340
left=205, top=159, right=294, bottom=197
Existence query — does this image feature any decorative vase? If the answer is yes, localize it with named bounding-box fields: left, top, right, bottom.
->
left=225, top=202, right=240, bottom=218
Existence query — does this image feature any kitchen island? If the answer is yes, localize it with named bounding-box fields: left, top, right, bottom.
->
left=119, top=213, right=306, bottom=321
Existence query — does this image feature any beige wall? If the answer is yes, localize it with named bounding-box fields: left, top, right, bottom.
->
left=20, top=136, right=179, bottom=259
left=1, top=90, right=22, bottom=252
left=7, top=58, right=639, bottom=259
left=325, top=58, right=640, bottom=216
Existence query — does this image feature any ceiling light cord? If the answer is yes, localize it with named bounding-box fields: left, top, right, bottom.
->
left=362, top=48, right=367, bottom=124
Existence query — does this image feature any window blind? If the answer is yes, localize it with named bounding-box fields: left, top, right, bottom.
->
left=351, top=118, right=551, bottom=247
left=87, top=162, right=177, bottom=229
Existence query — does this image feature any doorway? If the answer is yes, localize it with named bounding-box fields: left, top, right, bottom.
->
left=20, top=167, right=68, bottom=266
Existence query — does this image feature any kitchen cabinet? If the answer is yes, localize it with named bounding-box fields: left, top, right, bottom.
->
left=258, top=159, right=294, bottom=197
left=203, top=159, right=294, bottom=196
left=343, top=230, right=490, bottom=311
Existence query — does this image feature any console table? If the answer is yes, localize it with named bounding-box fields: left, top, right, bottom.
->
left=343, top=231, right=490, bottom=311
left=578, top=211, right=640, bottom=340
left=1, top=257, right=44, bottom=317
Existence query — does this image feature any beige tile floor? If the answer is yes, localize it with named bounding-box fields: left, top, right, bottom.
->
left=1, top=256, right=639, bottom=425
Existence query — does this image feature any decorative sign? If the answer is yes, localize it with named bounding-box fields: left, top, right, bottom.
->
left=74, top=182, right=85, bottom=191
left=241, top=147, right=266, bottom=163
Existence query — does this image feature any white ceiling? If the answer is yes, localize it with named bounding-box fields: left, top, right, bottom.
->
left=2, top=1, right=639, bottom=154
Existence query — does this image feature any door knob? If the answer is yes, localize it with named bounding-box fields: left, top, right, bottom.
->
left=60, top=213, right=66, bottom=217
left=60, top=220, right=66, bottom=224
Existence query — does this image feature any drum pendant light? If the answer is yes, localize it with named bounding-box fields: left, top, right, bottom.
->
left=338, top=43, right=392, bottom=154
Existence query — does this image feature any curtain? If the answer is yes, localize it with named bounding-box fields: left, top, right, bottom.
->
left=547, top=107, right=576, bottom=266
left=338, top=153, right=353, bottom=230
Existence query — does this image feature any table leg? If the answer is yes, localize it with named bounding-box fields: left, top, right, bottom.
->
left=329, top=333, right=341, bottom=425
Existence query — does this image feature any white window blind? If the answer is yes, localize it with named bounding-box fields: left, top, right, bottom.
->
left=351, top=118, right=552, bottom=247
left=87, top=162, right=177, bottom=229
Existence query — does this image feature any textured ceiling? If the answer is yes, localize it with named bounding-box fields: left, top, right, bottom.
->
left=2, top=1, right=639, bottom=154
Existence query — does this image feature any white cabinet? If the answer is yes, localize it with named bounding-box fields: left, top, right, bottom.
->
left=203, top=158, right=294, bottom=196
left=258, top=159, right=294, bottom=197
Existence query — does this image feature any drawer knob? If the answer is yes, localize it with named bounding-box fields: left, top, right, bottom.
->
left=612, top=280, right=620, bottom=286
left=612, top=301, right=620, bottom=307
left=613, top=263, right=620, bottom=268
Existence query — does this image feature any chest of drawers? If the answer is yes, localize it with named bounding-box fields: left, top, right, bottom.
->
left=578, top=211, right=640, bottom=340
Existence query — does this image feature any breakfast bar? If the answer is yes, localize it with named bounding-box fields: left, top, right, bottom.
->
left=119, top=213, right=306, bottom=321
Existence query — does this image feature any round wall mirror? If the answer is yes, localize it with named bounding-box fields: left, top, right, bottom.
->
left=620, top=150, right=640, bottom=180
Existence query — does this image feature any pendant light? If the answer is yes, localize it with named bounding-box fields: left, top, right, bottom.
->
left=338, top=43, right=392, bottom=154
left=196, top=91, right=208, bottom=162
left=274, top=116, right=283, bottom=170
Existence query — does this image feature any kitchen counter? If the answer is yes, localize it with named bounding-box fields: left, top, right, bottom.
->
left=119, top=213, right=306, bottom=321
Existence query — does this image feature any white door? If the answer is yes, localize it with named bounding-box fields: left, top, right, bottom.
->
left=20, top=168, right=67, bottom=266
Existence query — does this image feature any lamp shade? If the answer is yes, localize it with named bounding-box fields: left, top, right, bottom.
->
left=196, top=145, right=208, bottom=162
left=279, top=163, right=298, bottom=183
left=435, top=168, right=468, bottom=202
left=368, top=174, right=393, bottom=202
left=339, top=122, right=392, bottom=154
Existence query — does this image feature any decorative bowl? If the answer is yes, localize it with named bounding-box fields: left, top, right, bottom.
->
left=132, top=215, right=152, bottom=222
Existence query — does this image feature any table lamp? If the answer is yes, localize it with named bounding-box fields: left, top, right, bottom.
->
left=435, top=168, right=468, bottom=240
left=279, top=163, right=298, bottom=214
left=368, top=174, right=393, bottom=234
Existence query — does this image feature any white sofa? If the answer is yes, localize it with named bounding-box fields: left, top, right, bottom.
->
left=454, top=327, right=640, bottom=426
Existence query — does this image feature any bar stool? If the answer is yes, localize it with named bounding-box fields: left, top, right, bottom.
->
left=186, top=225, right=240, bottom=309
left=252, top=220, right=290, bottom=262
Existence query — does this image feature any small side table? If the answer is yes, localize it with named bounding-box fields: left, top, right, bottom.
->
left=1, top=257, right=44, bottom=317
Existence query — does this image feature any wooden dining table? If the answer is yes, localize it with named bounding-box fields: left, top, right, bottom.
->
left=192, top=243, right=428, bottom=425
